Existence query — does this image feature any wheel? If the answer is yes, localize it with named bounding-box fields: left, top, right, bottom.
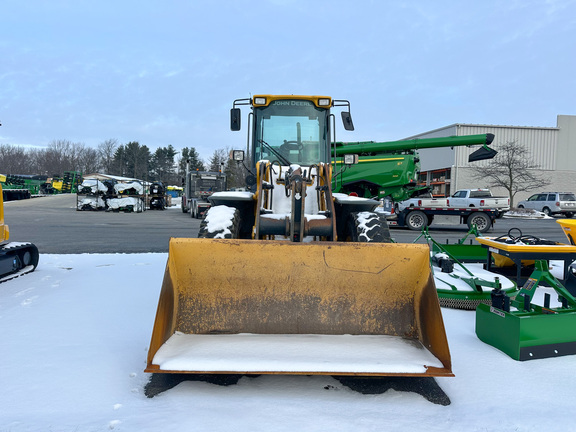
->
left=565, top=213, right=574, bottom=218
left=198, top=206, right=240, bottom=239
left=542, top=207, right=552, bottom=216
left=345, top=212, right=391, bottom=243
left=517, top=205, right=524, bottom=209
left=467, top=212, right=491, bottom=233
left=405, top=210, right=428, bottom=231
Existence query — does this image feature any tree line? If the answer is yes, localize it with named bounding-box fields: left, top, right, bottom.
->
left=0, top=139, right=245, bottom=188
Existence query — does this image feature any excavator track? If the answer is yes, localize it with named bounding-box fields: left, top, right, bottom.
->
left=0, top=242, right=40, bottom=284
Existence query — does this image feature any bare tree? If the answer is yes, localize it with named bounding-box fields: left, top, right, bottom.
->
left=0, top=144, right=33, bottom=174
left=470, top=140, right=550, bottom=207
left=98, top=139, right=118, bottom=174
left=77, top=146, right=100, bottom=174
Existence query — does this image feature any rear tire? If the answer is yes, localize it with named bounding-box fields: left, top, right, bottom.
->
left=467, top=212, right=491, bottom=232
left=198, top=206, right=240, bottom=239
left=345, top=212, right=391, bottom=243
left=405, top=210, right=428, bottom=231
left=565, top=213, right=574, bottom=218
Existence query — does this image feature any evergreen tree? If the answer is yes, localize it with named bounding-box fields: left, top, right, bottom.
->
left=112, top=141, right=151, bottom=179
left=178, top=147, right=205, bottom=175
left=151, top=145, right=177, bottom=183
left=207, top=148, right=227, bottom=172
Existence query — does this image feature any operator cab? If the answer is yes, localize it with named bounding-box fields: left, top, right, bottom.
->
left=252, top=98, right=330, bottom=167
left=230, top=95, right=354, bottom=169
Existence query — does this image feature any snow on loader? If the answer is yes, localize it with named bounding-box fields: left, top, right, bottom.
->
left=145, top=95, right=453, bottom=398
left=0, top=183, right=39, bottom=282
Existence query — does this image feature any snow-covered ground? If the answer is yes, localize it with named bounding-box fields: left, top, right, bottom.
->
left=2, top=253, right=575, bottom=431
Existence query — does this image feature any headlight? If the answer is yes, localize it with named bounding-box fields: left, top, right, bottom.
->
left=254, top=97, right=266, bottom=105
left=344, top=154, right=359, bottom=165
left=318, top=98, right=331, bottom=106
left=230, top=150, right=245, bottom=161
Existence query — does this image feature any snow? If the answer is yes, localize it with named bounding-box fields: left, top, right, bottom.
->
left=433, top=262, right=516, bottom=292
left=202, top=205, right=237, bottom=237
left=2, top=252, right=576, bottom=431
left=333, top=192, right=375, bottom=203
left=503, top=209, right=551, bottom=219
left=210, top=191, right=254, bottom=199
left=153, top=333, right=443, bottom=374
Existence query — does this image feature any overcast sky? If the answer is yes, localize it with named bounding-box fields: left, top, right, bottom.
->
left=2, top=0, right=575, bottom=162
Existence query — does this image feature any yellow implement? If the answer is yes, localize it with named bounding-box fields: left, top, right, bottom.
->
left=558, top=219, right=576, bottom=245
left=146, top=238, right=452, bottom=377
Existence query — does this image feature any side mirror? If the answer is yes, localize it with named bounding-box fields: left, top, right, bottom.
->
left=230, top=108, right=241, bottom=131
left=341, top=111, right=354, bottom=131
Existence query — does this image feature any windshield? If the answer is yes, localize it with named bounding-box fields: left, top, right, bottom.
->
left=253, top=100, right=329, bottom=166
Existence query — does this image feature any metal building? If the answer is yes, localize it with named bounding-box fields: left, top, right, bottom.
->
left=404, top=115, right=576, bottom=205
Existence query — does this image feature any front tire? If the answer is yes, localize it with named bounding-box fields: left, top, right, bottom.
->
left=542, top=207, right=552, bottom=216
left=345, top=212, right=391, bottom=243
left=198, top=206, right=240, bottom=239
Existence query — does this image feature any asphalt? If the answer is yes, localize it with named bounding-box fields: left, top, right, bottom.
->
left=2, top=194, right=571, bottom=254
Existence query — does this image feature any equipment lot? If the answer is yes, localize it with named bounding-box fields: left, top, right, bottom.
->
left=3, top=194, right=570, bottom=254
left=3, top=195, right=576, bottom=431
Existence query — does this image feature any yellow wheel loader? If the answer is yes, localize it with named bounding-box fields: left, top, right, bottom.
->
left=0, top=184, right=39, bottom=282
left=145, top=95, right=453, bottom=397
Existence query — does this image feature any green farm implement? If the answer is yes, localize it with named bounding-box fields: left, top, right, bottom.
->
left=476, top=260, right=576, bottom=361
left=415, top=227, right=516, bottom=310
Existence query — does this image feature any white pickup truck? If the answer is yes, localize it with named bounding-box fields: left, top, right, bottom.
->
left=448, top=189, right=510, bottom=211
left=397, top=189, right=510, bottom=213
left=392, top=189, right=510, bottom=232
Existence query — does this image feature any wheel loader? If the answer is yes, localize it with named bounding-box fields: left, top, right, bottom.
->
left=0, top=183, right=39, bottom=282
left=146, top=95, right=452, bottom=392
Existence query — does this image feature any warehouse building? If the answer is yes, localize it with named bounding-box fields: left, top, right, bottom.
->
left=406, top=115, right=576, bottom=204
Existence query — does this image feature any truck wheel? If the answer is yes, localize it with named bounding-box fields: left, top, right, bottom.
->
left=345, top=212, right=391, bottom=243
left=405, top=210, right=428, bottom=231
left=467, top=212, right=491, bottom=233
left=198, top=206, right=240, bottom=239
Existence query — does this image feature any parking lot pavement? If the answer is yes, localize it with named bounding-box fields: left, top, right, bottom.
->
left=3, top=194, right=571, bottom=253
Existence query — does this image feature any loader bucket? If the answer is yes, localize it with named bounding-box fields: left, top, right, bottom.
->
left=146, top=238, right=452, bottom=377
